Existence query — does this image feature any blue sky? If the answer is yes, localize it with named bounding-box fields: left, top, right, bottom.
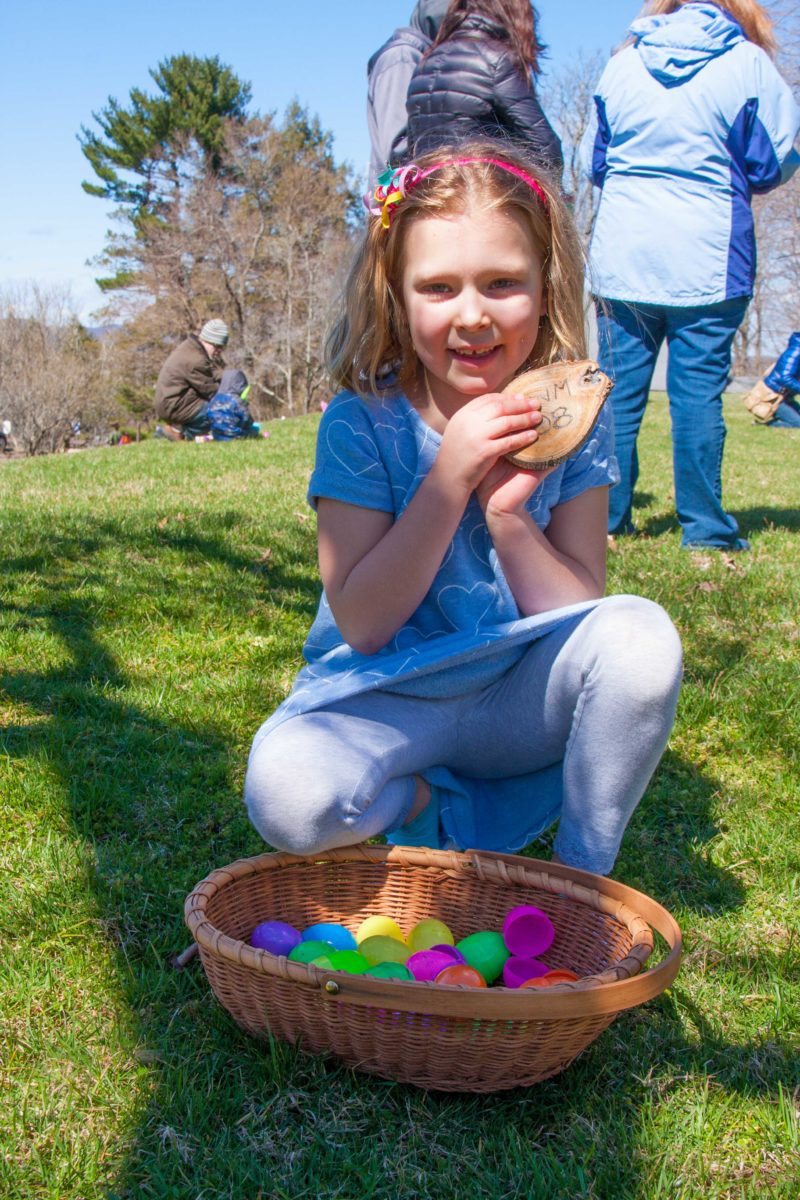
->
left=3, top=1, right=639, bottom=319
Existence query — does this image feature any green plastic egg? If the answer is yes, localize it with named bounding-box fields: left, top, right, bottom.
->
left=364, top=962, right=414, bottom=980
left=324, top=949, right=371, bottom=974
left=358, top=935, right=411, bottom=966
left=288, top=939, right=335, bottom=963
left=456, top=931, right=509, bottom=984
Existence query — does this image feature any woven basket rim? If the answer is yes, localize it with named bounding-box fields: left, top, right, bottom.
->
left=184, top=844, right=682, bottom=1021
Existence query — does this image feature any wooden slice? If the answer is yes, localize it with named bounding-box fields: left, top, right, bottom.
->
left=503, top=359, right=613, bottom=470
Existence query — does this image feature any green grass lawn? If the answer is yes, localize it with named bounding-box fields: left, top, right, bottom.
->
left=1, top=398, right=798, bottom=1199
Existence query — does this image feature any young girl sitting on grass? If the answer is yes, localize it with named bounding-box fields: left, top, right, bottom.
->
left=245, top=144, right=683, bottom=876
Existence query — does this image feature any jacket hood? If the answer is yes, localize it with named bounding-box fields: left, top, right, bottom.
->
left=630, top=2, right=744, bottom=85
left=409, top=0, right=449, bottom=40
left=219, top=368, right=248, bottom=396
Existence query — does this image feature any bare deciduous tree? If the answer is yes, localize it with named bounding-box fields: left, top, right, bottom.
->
left=0, top=284, right=105, bottom=456
left=547, top=52, right=605, bottom=247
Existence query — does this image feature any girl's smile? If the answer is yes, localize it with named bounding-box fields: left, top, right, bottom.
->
left=401, top=205, right=546, bottom=420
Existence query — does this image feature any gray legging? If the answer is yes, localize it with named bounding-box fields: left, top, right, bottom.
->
left=245, top=595, right=683, bottom=875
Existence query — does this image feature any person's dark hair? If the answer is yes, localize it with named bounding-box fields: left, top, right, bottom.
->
left=430, top=0, right=547, bottom=76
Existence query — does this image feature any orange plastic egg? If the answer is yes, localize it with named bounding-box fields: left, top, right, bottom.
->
left=520, top=969, right=579, bottom=988
left=434, top=963, right=487, bottom=987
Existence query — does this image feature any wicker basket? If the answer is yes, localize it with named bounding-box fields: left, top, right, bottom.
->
left=184, top=844, right=681, bottom=1092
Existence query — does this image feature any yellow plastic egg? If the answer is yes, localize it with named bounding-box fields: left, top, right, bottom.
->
left=407, top=918, right=454, bottom=952
left=356, top=915, right=406, bottom=945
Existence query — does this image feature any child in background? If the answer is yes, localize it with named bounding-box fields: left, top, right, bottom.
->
left=245, top=144, right=683, bottom=876
left=743, top=332, right=800, bottom=428
left=206, top=369, right=260, bottom=440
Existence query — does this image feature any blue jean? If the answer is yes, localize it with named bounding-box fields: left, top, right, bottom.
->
left=245, top=596, right=683, bottom=876
left=768, top=398, right=800, bottom=428
left=596, top=298, right=749, bottom=548
left=180, top=402, right=212, bottom=439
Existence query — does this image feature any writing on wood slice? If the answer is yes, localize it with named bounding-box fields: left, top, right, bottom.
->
left=503, top=359, right=613, bottom=470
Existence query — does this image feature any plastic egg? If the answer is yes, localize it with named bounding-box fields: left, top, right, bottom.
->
left=249, top=920, right=302, bottom=956
left=502, top=956, right=551, bottom=989
left=456, top=931, right=509, bottom=984
left=431, top=943, right=465, bottom=962
left=364, top=962, right=414, bottom=981
left=406, top=949, right=458, bottom=982
left=407, top=918, right=454, bottom=952
left=435, top=964, right=487, bottom=987
left=323, top=950, right=371, bottom=974
left=502, top=904, right=555, bottom=957
left=358, top=935, right=411, bottom=966
left=288, top=939, right=335, bottom=964
left=520, top=969, right=580, bottom=988
left=356, top=915, right=406, bottom=945
left=301, top=922, right=357, bottom=951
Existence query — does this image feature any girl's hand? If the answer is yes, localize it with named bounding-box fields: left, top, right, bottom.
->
left=433, top=391, right=544, bottom=496
left=476, top=456, right=555, bottom=517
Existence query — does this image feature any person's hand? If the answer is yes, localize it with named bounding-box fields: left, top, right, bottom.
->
left=433, top=391, right=543, bottom=497
left=476, top=456, right=555, bottom=517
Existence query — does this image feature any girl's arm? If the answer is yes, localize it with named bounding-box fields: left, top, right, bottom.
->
left=316, top=472, right=466, bottom=656
left=481, top=483, right=608, bottom=616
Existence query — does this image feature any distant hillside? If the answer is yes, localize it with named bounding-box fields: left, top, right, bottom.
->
left=85, top=324, right=121, bottom=340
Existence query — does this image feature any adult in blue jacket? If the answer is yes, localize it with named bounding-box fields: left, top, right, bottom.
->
left=581, top=0, right=799, bottom=551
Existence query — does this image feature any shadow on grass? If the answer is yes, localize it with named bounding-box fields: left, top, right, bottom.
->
left=0, top=513, right=785, bottom=1199
left=102, top=969, right=797, bottom=1199
left=633, top=503, right=800, bottom=542
left=731, top=505, right=800, bottom=536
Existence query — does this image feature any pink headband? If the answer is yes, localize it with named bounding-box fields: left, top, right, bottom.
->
left=365, top=158, right=550, bottom=228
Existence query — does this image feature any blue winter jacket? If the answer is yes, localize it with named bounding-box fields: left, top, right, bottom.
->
left=580, top=3, right=799, bottom=306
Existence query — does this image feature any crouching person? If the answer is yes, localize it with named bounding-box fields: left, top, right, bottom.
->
left=154, top=319, right=228, bottom=440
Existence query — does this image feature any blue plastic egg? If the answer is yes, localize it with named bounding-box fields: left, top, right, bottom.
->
left=301, top=922, right=357, bottom=951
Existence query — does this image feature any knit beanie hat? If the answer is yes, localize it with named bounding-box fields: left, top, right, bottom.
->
left=200, top=319, right=229, bottom=347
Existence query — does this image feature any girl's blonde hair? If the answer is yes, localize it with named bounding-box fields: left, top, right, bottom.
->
left=635, top=1, right=776, bottom=56
left=326, top=142, right=587, bottom=400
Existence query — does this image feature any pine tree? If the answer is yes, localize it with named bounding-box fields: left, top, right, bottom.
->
left=79, top=54, right=251, bottom=214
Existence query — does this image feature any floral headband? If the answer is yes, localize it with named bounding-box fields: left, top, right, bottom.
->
left=365, top=157, right=550, bottom=228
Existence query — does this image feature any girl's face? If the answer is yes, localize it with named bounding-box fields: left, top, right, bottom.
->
left=400, top=204, right=546, bottom=414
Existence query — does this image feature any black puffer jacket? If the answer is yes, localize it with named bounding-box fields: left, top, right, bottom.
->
left=405, top=14, right=563, bottom=173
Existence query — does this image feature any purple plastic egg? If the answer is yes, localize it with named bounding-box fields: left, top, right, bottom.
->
left=502, top=905, right=556, bottom=957
left=406, top=949, right=459, bottom=982
left=430, top=943, right=466, bottom=963
left=250, top=920, right=302, bottom=956
left=502, top=955, right=551, bottom=989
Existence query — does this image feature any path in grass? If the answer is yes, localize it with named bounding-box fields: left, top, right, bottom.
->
left=1, top=401, right=798, bottom=1198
